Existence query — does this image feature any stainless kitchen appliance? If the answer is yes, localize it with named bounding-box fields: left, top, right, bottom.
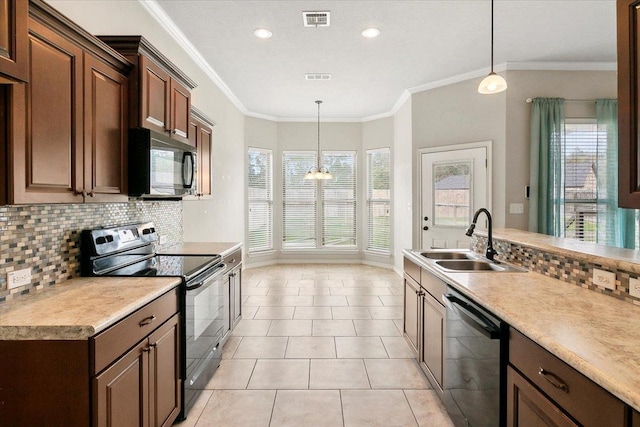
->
left=443, top=286, right=507, bottom=427
left=128, top=127, right=197, bottom=198
left=81, top=222, right=227, bottom=420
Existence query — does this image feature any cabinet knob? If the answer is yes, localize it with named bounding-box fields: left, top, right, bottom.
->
left=172, top=129, right=178, bottom=134
left=75, top=190, right=85, bottom=196
left=88, top=191, right=95, bottom=198
left=423, top=226, right=429, bottom=231
left=424, top=216, right=429, bottom=221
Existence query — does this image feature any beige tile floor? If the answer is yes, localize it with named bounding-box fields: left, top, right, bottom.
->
left=178, top=264, right=453, bottom=427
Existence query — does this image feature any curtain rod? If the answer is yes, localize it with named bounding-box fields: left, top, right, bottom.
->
left=525, top=97, right=596, bottom=103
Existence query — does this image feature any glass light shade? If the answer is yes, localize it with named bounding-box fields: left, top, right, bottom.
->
left=304, top=167, right=333, bottom=180
left=478, top=72, right=507, bottom=94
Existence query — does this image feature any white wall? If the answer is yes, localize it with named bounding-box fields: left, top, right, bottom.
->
left=47, top=0, right=246, bottom=245
left=393, top=99, right=413, bottom=273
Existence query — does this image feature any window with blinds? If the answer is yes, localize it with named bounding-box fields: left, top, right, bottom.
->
left=322, top=152, right=357, bottom=247
left=248, top=148, right=273, bottom=253
left=366, top=148, right=391, bottom=253
left=563, top=119, right=599, bottom=242
left=282, top=151, right=317, bottom=248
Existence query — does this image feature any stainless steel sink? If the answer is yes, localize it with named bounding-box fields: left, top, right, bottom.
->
left=420, top=251, right=475, bottom=260
left=434, top=259, right=526, bottom=273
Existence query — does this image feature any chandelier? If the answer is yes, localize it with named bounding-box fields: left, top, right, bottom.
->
left=304, top=100, right=333, bottom=180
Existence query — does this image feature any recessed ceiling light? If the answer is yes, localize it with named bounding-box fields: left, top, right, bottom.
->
left=254, top=28, right=273, bottom=39
left=362, top=28, right=380, bottom=38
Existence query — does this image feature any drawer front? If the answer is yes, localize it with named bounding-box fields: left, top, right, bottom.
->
left=420, top=268, right=446, bottom=301
left=92, top=287, right=179, bottom=374
left=404, top=257, right=420, bottom=284
left=224, top=248, right=242, bottom=271
left=509, top=329, right=627, bottom=427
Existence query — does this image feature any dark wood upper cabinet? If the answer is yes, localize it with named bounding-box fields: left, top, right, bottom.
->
left=617, top=0, right=640, bottom=207
left=98, top=36, right=197, bottom=146
left=84, top=53, right=128, bottom=202
left=189, top=106, right=214, bottom=198
left=0, top=0, right=29, bottom=82
left=6, top=0, right=131, bottom=204
left=9, top=17, right=85, bottom=203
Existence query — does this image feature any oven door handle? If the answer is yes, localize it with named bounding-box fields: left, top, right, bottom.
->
left=443, top=294, right=500, bottom=339
left=185, top=263, right=227, bottom=291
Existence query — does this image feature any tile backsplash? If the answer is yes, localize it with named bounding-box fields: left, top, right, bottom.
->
left=0, top=201, right=182, bottom=303
left=472, top=235, right=639, bottom=305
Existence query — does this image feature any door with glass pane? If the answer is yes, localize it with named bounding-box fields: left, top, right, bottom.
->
left=421, top=146, right=489, bottom=249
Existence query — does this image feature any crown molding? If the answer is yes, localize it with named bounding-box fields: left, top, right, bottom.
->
left=139, top=0, right=249, bottom=115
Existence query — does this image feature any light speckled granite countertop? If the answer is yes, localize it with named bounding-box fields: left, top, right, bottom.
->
left=0, top=276, right=181, bottom=340
left=403, top=249, right=640, bottom=412
left=158, top=242, right=241, bottom=258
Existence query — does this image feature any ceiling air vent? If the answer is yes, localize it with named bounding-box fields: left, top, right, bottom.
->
left=305, top=73, right=332, bottom=81
left=303, top=11, right=330, bottom=27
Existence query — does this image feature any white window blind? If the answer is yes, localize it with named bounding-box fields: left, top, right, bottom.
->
left=248, top=148, right=273, bottom=253
left=563, top=120, right=598, bottom=242
left=366, top=148, right=391, bottom=253
left=282, top=151, right=317, bottom=248
left=322, top=152, right=357, bottom=247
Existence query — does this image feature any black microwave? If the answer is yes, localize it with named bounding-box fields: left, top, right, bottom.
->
left=128, top=128, right=197, bottom=198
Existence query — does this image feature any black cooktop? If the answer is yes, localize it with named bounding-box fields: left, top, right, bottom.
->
left=107, top=255, right=221, bottom=281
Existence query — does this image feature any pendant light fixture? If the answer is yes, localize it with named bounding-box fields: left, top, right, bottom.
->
left=304, top=100, right=333, bottom=180
left=478, top=0, right=507, bottom=94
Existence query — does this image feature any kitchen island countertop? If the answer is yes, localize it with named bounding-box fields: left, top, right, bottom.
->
left=403, top=249, right=640, bottom=412
left=0, top=276, right=181, bottom=340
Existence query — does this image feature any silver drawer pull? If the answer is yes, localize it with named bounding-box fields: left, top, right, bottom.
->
left=139, top=315, right=157, bottom=327
left=539, top=367, right=569, bottom=393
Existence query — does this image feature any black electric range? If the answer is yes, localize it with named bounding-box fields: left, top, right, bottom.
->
left=81, top=222, right=228, bottom=421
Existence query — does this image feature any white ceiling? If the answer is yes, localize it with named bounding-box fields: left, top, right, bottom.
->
left=152, top=0, right=616, bottom=120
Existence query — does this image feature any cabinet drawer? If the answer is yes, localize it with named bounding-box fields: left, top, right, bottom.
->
left=92, top=287, right=179, bottom=374
left=404, top=257, right=420, bottom=283
left=224, top=248, right=242, bottom=271
left=420, top=268, right=446, bottom=301
left=509, top=329, right=627, bottom=427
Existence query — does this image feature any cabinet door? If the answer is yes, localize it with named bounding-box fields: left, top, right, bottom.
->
left=94, top=340, right=149, bottom=427
left=421, top=293, right=445, bottom=391
left=403, top=275, right=420, bottom=354
left=0, top=0, right=28, bottom=82
left=506, top=365, right=578, bottom=427
left=633, top=410, right=640, bottom=427
left=198, top=122, right=212, bottom=196
left=9, top=18, right=84, bottom=203
left=140, top=55, right=170, bottom=135
left=169, top=78, right=191, bottom=144
left=618, top=0, right=640, bottom=207
left=148, top=314, right=181, bottom=427
left=84, top=54, right=128, bottom=202
left=233, top=266, right=242, bottom=325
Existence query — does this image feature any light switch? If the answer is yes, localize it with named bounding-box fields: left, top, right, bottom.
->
left=630, top=278, right=640, bottom=299
left=509, top=203, right=524, bottom=214
left=592, top=268, right=616, bottom=291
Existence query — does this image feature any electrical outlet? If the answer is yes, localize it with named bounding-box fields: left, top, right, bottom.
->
left=7, top=268, right=32, bottom=290
left=630, top=278, right=640, bottom=299
left=592, top=268, right=616, bottom=291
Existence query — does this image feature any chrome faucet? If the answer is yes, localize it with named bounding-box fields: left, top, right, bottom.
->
left=465, top=208, right=497, bottom=261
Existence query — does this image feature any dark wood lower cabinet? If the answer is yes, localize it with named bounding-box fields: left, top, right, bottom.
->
left=633, top=410, right=640, bottom=427
left=94, top=313, right=181, bottom=427
left=506, top=366, right=577, bottom=427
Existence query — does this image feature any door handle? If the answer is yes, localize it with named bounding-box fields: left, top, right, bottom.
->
left=423, top=226, right=429, bottom=230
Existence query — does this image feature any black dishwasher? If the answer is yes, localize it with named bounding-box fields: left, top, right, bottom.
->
left=442, top=286, right=507, bottom=427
